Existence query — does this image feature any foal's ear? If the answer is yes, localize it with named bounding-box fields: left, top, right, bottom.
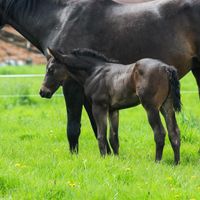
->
left=47, top=48, right=56, bottom=58
left=47, top=48, right=67, bottom=63
left=46, top=48, right=59, bottom=61
left=46, top=48, right=52, bottom=61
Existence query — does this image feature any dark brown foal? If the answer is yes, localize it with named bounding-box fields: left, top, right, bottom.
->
left=40, top=48, right=181, bottom=164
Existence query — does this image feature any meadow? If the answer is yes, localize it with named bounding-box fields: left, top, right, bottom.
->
left=0, top=65, right=200, bottom=200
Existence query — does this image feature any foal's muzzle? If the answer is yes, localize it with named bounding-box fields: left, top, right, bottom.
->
left=39, top=87, right=53, bottom=99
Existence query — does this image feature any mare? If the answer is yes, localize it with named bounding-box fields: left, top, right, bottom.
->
left=40, top=48, right=181, bottom=164
left=0, top=0, right=199, bottom=153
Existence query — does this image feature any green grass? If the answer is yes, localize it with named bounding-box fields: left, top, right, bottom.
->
left=0, top=66, right=200, bottom=199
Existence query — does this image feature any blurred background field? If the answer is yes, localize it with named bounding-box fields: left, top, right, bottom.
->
left=0, top=26, right=45, bottom=65
left=0, top=66, right=200, bottom=199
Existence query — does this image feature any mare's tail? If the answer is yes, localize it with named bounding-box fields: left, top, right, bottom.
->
left=166, top=66, right=182, bottom=112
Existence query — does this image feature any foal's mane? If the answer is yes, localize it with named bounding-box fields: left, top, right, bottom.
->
left=55, top=48, right=118, bottom=73
left=71, top=48, right=118, bottom=64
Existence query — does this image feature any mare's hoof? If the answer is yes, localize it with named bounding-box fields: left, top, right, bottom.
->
left=174, top=160, right=180, bottom=165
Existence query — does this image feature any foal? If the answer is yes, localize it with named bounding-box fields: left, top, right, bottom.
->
left=40, top=48, right=181, bottom=164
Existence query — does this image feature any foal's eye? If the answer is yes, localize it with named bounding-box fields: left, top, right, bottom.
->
left=48, top=68, right=54, bottom=75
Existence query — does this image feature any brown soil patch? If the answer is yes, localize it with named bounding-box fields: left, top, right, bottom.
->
left=0, top=26, right=46, bottom=65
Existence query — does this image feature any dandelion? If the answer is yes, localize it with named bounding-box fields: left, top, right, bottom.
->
left=124, top=167, right=131, bottom=171
left=15, top=163, right=21, bottom=168
left=15, top=163, right=27, bottom=169
left=166, top=176, right=173, bottom=181
left=68, top=181, right=76, bottom=188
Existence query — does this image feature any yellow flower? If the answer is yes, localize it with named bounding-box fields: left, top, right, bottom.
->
left=15, top=163, right=27, bottom=168
left=68, top=181, right=76, bottom=188
left=15, top=163, right=21, bottom=168
left=125, top=167, right=131, bottom=171
left=166, top=176, right=173, bottom=181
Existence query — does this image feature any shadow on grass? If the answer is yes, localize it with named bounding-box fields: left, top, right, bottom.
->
left=19, top=134, right=36, bottom=141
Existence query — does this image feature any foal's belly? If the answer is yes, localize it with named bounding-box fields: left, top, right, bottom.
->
left=110, top=93, right=140, bottom=111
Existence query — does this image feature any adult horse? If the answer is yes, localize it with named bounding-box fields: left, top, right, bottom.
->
left=0, top=0, right=200, bottom=154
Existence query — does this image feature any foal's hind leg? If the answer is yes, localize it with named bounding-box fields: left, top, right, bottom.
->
left=145, top=107, right=166, bottom=162
left=109, top=110, right=119, bottom=155
left=161, top=98, right=180, bottom=165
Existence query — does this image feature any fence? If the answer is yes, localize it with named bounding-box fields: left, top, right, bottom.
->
left=0, top=74, right=198, bottom=99
left=0, top=74, right=63, bottom=98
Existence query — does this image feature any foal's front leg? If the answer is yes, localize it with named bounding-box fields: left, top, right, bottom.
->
left=109, top=110, right=119, bottom=155
left=84, top=98, right=111, bottom=154
left=92, top=104, right=108, bottom=156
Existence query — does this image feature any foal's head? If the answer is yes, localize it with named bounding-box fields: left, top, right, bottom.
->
left=40, top=48, right=117, bottom=98
left=40, top=49, right=69, bottom=98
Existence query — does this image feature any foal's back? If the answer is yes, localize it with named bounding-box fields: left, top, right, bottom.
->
left=84, top=62, right=139, bottom=110
left=84, top=58, right=171, bottom=111
left=105, top=63, right=140, bottom=109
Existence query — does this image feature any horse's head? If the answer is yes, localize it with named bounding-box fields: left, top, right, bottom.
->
left=39, top=49, right=69, bottom=99
left=40, top=47, right=109, bottom=98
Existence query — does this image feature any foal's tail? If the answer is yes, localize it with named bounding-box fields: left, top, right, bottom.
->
left=166, top=66, right=182, bottom=112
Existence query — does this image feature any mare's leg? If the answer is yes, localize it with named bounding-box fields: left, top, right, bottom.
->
left=109, top=110, right=119, bottom=155
left=84, top=97, right=111, bottom=154
left=63, top=80, right=84, bottom=153
left=161, top=98, right=181, bottom=165
left=92, top=104, right=108, bottom=156
left=191, top=57, right=200, bottom=97
left=145, top=107, right=166, bottom=162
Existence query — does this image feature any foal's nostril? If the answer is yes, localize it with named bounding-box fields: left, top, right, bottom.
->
left=39, top=89, right=52, bottom=98
left=39, top=89, right=45, bottom=97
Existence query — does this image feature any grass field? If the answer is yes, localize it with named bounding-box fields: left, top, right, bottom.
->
left=0, top=65, right=200, bottom=199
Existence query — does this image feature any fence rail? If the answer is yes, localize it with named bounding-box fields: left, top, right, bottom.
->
left=0, top=94, right=63, bottom=98
left=0, top=74, right=44, bottom=78
left=0, top=74, right=198, bottom=98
